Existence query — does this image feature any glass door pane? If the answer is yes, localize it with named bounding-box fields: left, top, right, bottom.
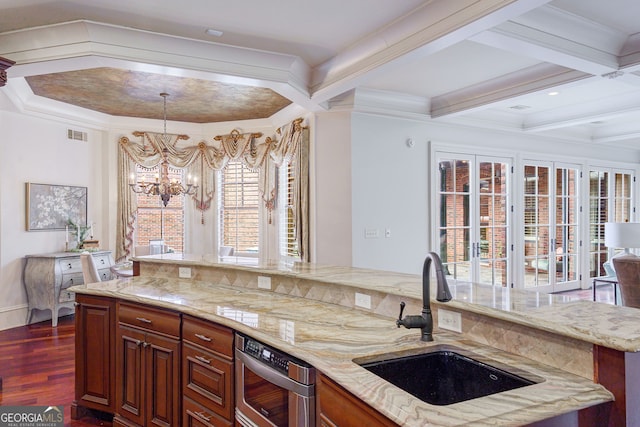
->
left=589, top=171, right=608, bottom=278
left=478, top=160, right=509, bottom=286
left=554, top=167, right=579, bottom=290
left=438, top=159, right=472, bottom=282
left=523, top=165, right=551, bottom=289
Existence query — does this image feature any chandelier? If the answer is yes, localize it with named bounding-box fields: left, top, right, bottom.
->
left=129, top=93, right=198, bottom=207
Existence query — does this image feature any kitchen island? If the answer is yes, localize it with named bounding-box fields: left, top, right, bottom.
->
left=70, top=254, right=638, bottom=426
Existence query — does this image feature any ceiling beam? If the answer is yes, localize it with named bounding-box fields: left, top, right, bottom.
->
left=310, top=0, right=552, bottom=103
left=430, top=63, right=589, bottom=118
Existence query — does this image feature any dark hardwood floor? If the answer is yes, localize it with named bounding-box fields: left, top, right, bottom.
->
left=0, top=314, right=111, bottom=426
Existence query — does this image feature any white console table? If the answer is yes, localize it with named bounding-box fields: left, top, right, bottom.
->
left=23, top=251, right=114, bottom=326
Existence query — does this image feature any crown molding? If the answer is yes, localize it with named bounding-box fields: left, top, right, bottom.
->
left=0, top=20, right=317, bottom=110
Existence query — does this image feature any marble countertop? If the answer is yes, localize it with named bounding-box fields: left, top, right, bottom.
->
left=137, top=253, right=640, bottom=352
left=70, top=275, right=612, bottom=427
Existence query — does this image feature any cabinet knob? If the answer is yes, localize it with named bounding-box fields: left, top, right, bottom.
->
left=67, top=263, right=72, bottom=269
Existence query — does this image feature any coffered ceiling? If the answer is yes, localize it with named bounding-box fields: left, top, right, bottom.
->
left=2, top=0, right=640, bottom=147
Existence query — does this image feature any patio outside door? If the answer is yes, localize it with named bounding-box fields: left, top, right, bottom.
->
left=523, top=162, right=579, bottom=292
left=436, top=154, right=511, bottom=287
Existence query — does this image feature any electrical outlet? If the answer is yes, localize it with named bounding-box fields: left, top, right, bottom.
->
left=178, top=267, right=191, bottom=278
left=355, top=292, right=371, bottom=309
left=258, top=276, right=271, bottom=290
left=364, top=228, right=379, bottom=239
left=438, top=308, right=462, bottom=333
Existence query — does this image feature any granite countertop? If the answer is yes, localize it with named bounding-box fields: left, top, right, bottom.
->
left=138, top=253, right=640, bottom=352
left=70, top=276, right=613, bottom=427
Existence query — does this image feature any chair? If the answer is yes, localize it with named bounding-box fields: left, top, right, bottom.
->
left=612, top=255, right=640, bottom=308
left=80, top=253, right=102, bottom=284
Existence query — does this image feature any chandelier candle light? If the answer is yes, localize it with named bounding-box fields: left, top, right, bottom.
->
left=129, top=93, right=198, bottom=206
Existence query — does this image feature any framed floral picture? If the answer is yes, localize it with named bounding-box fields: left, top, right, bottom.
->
left=25, top=183, right=87, bottom=231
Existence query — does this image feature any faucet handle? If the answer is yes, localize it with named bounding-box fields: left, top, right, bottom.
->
left=396, top=302, right=406, bottom=327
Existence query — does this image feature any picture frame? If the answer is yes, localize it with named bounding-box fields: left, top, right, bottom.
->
left=25, top=182, right=87, bottom=231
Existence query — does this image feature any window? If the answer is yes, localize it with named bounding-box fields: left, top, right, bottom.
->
left=279, top=160, right=300, bottom=259
left=219, top=161, right=259, bottom=256
left=134, top=164, right=185, bottom=253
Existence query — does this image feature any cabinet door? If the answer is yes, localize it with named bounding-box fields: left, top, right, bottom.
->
left=145, top=332, right=181, bottom=427
left=117, top=326, right=145, bottom=426
left=73, top=295, right=115, bottom=417
left=317, top=374, right=398, bottom=427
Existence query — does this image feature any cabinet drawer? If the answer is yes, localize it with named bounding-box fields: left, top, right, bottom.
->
left=118, top=302, right=180, bottom=338
left=183, top=316, right=233, bottom=358
left=94, top=254, right=112, bottom=269
left=59, top=289, right=75, bottom=303
left=182, top=343, right=233, bottom=420
left=58, top=257, right=82, bottom=274
left=62, top=272, right=84, bottom=289
left=183, top=396, right=232, bottom=427
left=98, top=268, right=113, bottom=282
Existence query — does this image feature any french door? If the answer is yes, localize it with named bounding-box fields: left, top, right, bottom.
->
left=436, top=154, right=511, bottom=287
left=523, top=162, right=580, bottom=292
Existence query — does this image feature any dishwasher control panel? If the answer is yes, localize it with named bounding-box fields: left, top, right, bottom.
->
left=237, top=333, right=312, bottom=377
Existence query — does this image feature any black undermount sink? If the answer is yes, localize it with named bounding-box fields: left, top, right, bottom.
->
left=358, top=347, right=540, bottom=406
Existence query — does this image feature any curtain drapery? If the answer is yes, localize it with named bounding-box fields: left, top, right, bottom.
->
left=115, top=119, right=309, bottom=262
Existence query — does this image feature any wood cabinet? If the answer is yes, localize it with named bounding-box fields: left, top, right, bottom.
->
left=317, top=373, right=398, bottom=427
left=182, top=315, right=234, bottom=427
left=72, top=294, right=116, bottom=419
left=115, top=302, right=181, bottom=427
left=24, top=251, right=114, bottom=326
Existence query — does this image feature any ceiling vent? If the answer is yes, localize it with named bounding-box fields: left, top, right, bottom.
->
left=67, top=129, right=88, bottom=142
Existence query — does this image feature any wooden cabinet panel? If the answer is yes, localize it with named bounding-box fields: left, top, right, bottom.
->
left=118, top=302, right=180, bottom=338
left=183, top=315, right=234, bottom=357
left=115, top=302, right=181, bottom=427
left=182, top=342, right=233, bottom=420
left=72, top=294, right=116, bottom=419
left=183, top=397, right=232, bottom=427
left=317, top=373, right=398, bottom=427
left=182, top=316, right=234, bottom=426
left=117, top=326, right=145, bottom=426
left=146, top=333, right=180, bottom=427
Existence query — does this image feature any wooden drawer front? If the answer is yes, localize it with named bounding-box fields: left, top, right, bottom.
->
left=183, top=397, right=232, bottom=427
left=62, top=272, right=84, bottom=289
left=58, top=257, right=82, bottom=274
left=182, top=343, right=233, bottom=421
left=118, top=303, right=180, bottom=338
left=94, top=254, right=112, bottom=269
left=182, top=316, right=233, bottom=358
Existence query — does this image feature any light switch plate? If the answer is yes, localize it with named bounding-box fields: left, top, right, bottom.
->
left=178, top=267, right=191, bottom=279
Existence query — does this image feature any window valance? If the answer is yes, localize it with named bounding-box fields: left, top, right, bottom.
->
left=116, top=118, right=309, bottom=262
